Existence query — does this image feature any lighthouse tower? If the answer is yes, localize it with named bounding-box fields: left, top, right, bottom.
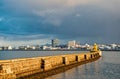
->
left=93, top=43, right=98, bottom=52
left=90, top=43, right=102, bottom=56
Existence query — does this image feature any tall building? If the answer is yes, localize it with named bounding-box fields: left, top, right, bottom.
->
left=68, top=40, right=76, bottom=48
left=68, top=40, right=80, bottom=48
left=52, top=39, right=59, bottom=47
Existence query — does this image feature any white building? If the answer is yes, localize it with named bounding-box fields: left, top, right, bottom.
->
left=110, top=44, right=117, bottom=49
left=42, top=46, right=52, bottom=50
left=68, top=40, right=76, bottom=48
left=0, top=47, right=3, bottom=50
left=31, top=46, right=36, bottom=50
left=8, top=46, right=12, bottom=50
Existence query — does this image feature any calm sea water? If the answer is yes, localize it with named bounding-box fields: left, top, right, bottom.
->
left=0, top=51, right=86, bottom=60
left=0, top=51, right=120, bottom=79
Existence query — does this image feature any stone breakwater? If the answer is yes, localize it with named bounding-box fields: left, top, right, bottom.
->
left=0, top=51, right=101, bottom=79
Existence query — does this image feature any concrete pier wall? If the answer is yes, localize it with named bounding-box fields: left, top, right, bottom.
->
left=0, top=51, right=101, bottom=79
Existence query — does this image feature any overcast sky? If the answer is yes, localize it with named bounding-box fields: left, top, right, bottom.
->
left=0, top=0, right=120, bottom=46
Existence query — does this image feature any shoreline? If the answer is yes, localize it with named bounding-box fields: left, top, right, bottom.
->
left=0, top=50, right=120, bottom=51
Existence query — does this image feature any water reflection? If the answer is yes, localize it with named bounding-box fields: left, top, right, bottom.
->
left=45, top=58, right=102, bottom=79
left=0, top=51, right=87, bottom=60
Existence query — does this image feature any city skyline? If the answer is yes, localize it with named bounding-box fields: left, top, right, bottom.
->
left=0, top=39, right=120, bottom=51
left=0, top=0, right=120, bottom=46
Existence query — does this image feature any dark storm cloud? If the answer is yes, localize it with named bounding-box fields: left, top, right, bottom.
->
left=0, top=0, right=120, bottom=45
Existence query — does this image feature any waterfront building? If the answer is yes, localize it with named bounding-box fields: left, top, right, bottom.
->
left=42, top=46, right=52, bottom=50
left=0, top=47, right=3, bottom=50
left=8, top=46, right=12, bottom=50
left=52, top=39, right=59, bottom=47
left=68, top=40, right=76, bottom=48
left=30, top=46, right=36, bottom=50
left=109, top=44, right=117, bottom=50
left=99, top=44, right=111, bottom=50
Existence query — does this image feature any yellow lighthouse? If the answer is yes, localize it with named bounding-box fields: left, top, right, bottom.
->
left=91, top=43, right=99, bottom=52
